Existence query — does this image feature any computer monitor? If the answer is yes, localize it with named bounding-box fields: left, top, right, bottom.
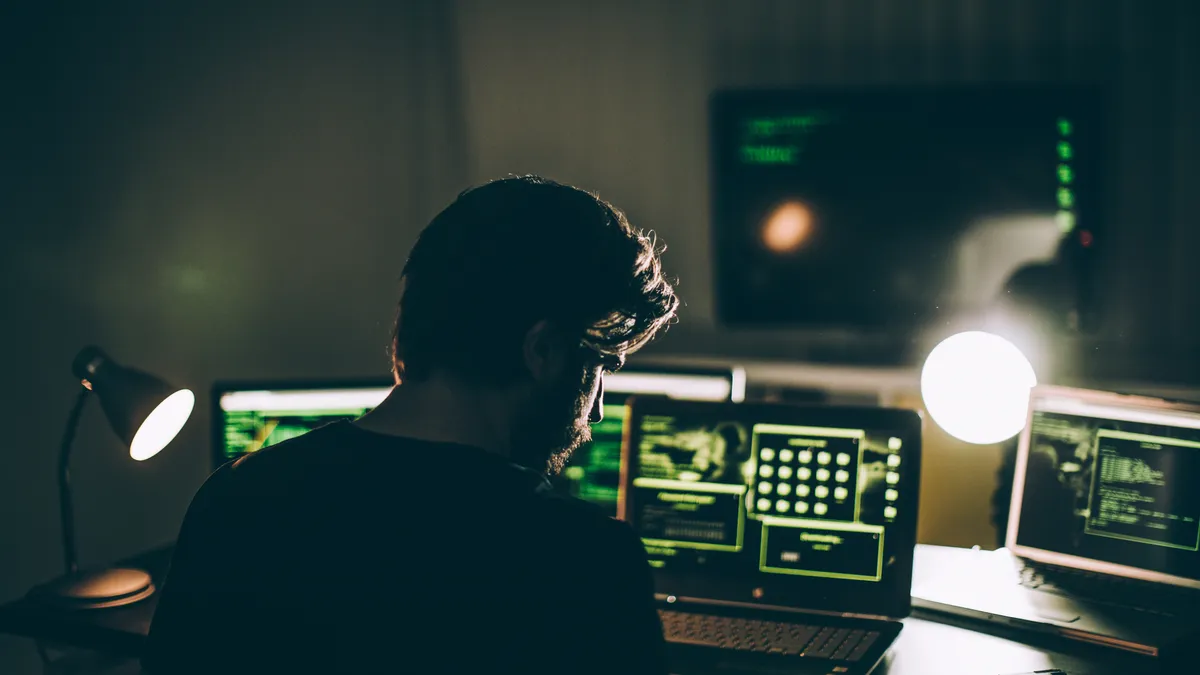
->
left=711, top=87, right=1105, bottom=334
left=557, top=366, right=745, bottom=516
left=1008, top=385, right=1200, bottom=590
left=619, top=398, right=921, bottom=619
left=212, top=379, right=392, bottom=467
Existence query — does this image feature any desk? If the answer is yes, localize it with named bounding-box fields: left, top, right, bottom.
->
left=0, top=545, right=1163, bottom=674
left=888, top=613, right=1155, bottom=674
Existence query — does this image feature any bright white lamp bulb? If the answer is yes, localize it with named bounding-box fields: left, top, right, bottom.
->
left=921, top=331, right=1036, bottom=445
left=129, top=389, right=195, bottom=461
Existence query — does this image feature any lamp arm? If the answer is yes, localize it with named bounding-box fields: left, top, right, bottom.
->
left=58, top=387, right=90, bottom=575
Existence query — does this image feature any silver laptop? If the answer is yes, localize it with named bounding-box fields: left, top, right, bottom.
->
left=913, top=385, right=1200, bottom=656
left=620, top=397, right=922, bottom=674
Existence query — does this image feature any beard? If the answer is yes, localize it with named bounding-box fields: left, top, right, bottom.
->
left=509, top=365, right=597, bottom=476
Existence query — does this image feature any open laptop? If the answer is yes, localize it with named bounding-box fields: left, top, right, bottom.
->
left=212, top=379, right=392, bottom=467
left=618, top=398, right=922, bottom=674
left=912, top=384, right=1200, bottom=656
left=556, top=365, right=746, bottom=516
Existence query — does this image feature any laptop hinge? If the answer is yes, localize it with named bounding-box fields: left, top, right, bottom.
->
left=660, top=595, right=899, bottom=622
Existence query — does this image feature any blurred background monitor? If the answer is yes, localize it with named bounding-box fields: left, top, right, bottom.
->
left=212, top=379, right=392, bottom=467
left=558, top=366, right=746, bottom=515
left=711, top=86, right=1105, bottom=348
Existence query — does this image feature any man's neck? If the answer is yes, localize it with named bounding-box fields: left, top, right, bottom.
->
left=352, top=376, right=512, bottom=456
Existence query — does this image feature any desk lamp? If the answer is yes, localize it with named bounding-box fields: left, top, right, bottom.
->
left=36, top=346, right=195, bottom=609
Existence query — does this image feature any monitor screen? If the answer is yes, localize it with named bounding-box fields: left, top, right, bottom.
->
left=620, top=398, right=921, bottom=619
left=1009, top=386, right=1200, bottom=589
left=558, top=367, right=744, bottom=516
left=213, top=381, right=392, bottom=466
left=711, top=87, right=1104, bottom=333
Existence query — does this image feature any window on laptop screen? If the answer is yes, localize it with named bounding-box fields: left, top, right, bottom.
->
left=558, top=368, right=744, bottom=516
left=620, top=399, right=921, bottom=618
left=1009, top=387, right=1200, bottom=589
left=214, top=382, right=392, bottom=465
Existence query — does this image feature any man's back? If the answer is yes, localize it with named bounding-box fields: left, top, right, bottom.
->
left=145, top=175, right=679, bottom=673
left=143, top=422, right=667, bottom=674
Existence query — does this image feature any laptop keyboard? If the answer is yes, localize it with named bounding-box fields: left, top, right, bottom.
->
left=659, top=610, right=879, bottom=661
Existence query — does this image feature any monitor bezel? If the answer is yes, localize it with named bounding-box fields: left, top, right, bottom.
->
left=607, top=363, right=746, bottom=403
left=618, top=397, right=922, bottom=620
left=210, top=377, right=394, bottom=470
left=1007, top=384, right=1200, bottom=590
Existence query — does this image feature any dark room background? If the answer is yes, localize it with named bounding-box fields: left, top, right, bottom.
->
left=2, top=1, right=1196, bottom=671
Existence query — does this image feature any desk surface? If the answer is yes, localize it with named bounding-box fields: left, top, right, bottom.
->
left=889, top=613, right=1153, bottom=675
left=0, top=545, right=1163, bottom=674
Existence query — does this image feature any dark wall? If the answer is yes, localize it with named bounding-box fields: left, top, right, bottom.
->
left=457, top=0, right=1199, bottom=375
left=0, top=2, right=466, bottom=670
left=1, top=0, right=1196, bottom=671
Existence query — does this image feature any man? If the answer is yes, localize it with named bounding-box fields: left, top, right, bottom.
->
left=143, top=176, right=679, bottom=674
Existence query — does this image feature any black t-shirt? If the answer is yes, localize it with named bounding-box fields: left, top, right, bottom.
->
left=142, top=421, right=667, bottom=675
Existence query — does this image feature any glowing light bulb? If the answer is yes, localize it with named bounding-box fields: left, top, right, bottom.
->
left=130, top=390, right=195, bottom=461
left=921, top=331, right=1036, bottom=445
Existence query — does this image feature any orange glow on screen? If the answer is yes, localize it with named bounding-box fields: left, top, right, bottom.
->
left=761, top=201, right=814, bottom=253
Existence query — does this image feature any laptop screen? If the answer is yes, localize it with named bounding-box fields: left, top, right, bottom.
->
left=557, top=367, right=745, bottom=516
left=213, top=380, right=392, bottom=467
left=619, top=398, right=921, bottom=619
left=1008, top=385, right=1200, bottom=589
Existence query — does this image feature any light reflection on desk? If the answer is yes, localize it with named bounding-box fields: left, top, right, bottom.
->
left=883, top=617, right=1064, bottom=675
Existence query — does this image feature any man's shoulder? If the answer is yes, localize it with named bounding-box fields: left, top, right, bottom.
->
left=226, top=421, right=349, bottom=471
left=189, top=422, right=355, bottom=511
left=533, top=489, right=610, bottom=524
left=532, top=494, right=646, bottom=559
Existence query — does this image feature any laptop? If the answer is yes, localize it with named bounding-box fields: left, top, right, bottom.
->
left=618, top=398, right=922, bottom=674
left=557, top=365, right=746, bottom=517
left=212, top=378, right=393, bottom=467
left=912, top=384, right=1200, bottom=656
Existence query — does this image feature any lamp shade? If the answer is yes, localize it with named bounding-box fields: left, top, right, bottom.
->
left=71, top=346, right=195, bottom=460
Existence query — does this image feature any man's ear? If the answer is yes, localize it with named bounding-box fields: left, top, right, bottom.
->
left=522, top=319, right=566, bottom=383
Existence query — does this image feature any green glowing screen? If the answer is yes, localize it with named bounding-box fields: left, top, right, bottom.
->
left=627, top=411, right=906, bottom=583
left=1014, top=397, right=1200, bottom=582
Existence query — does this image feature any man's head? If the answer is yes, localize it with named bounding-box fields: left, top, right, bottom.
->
left=392, top=175, right=678, bottom=474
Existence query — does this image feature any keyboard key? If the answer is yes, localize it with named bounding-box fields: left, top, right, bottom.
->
left=800, top=627, right=835, bottom=658
left=810, top=628, right=849, bottom=658
left=658, top=610, right=823, bottom=656
left=830, top=630, right=864, bottom=660
left=846, top=631, right=880, bottom=662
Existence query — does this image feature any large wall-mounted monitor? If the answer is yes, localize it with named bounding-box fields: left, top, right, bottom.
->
left=711, top=87, right=1105, bottom=337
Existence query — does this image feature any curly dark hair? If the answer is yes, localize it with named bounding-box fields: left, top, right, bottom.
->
left=391, top=175, right=678, bottom=383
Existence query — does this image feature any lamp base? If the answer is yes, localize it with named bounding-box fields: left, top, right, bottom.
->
left=34, top=568, right=156, bottom=610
